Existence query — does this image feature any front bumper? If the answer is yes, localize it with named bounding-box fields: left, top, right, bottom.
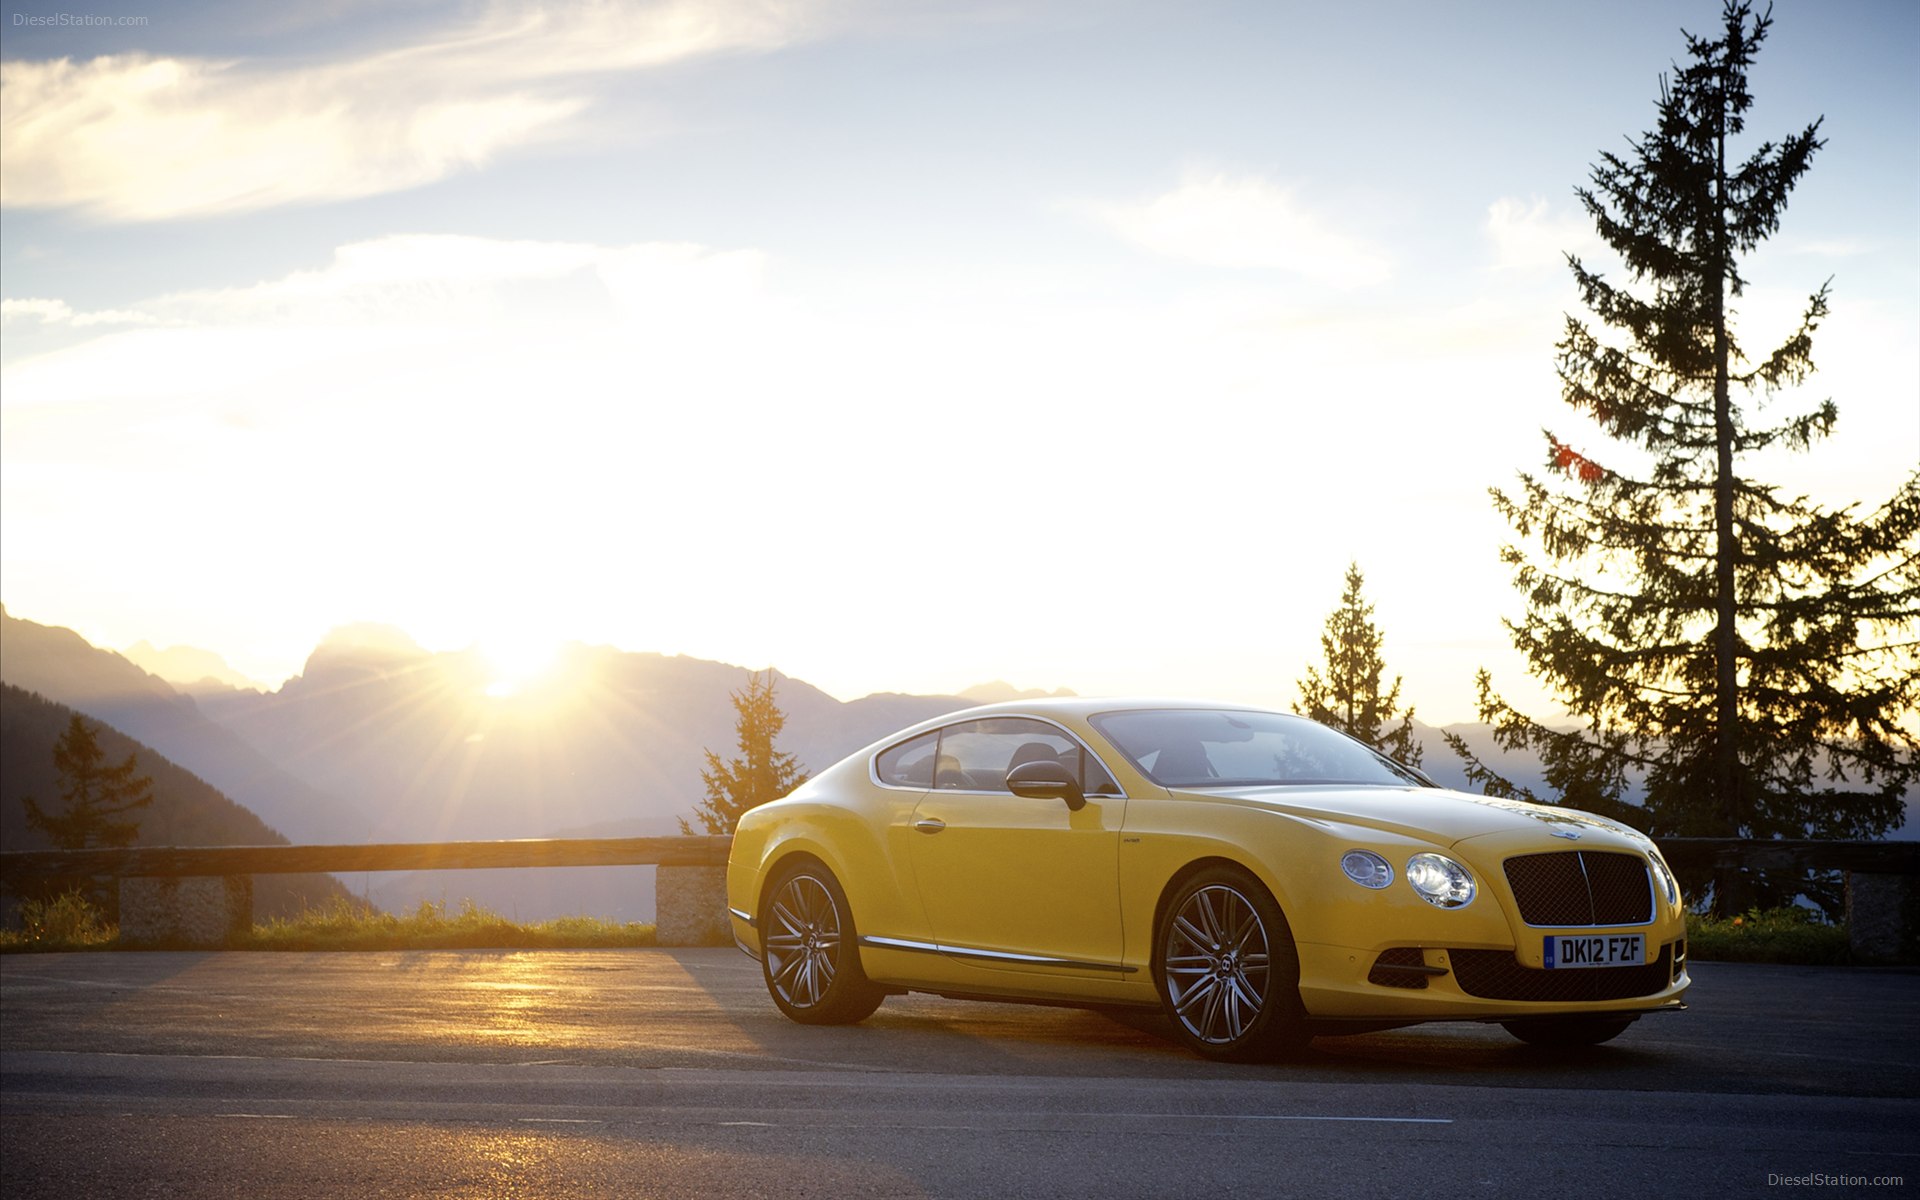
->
left=1297, top=937, right=1691, bottom=1020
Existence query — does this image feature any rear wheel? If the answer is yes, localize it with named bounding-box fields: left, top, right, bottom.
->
left=1501, top=1015, right=1637, bottom=1046
left=760, top=861, right=886, bottom=1026
left=1155, top=866, right=1309, bottom=1061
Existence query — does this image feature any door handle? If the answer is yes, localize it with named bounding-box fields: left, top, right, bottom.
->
left=914, top=817, right=946, bottom=834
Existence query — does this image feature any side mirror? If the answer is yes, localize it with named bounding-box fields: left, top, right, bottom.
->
left=1006, top=760, right=1085, bottom=811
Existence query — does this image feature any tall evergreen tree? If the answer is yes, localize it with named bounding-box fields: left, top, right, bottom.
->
left=24, top=714, right=154, bottom=849
left=680, top=670, right=809, bottom=835
left=1297, top=562, right=1424, bottom=767
left=1452, top=2, right=1919, bottom=910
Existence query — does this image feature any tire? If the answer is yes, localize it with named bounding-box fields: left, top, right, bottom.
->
left=1502, top=1015, right=1637, bottom=1046
left=1155, top=866, right=1310, bottom=1062
left=759, top=861, right=887, bottom=1026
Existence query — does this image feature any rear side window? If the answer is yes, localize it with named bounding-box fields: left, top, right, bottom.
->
left=875, top=732, right=939, bottom=788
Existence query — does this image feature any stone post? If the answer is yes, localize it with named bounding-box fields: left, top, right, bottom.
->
left=655, top=865, right=730, bottom=946
left=1847, top=871, right=1920, bottom=965
left=118, top=876, right=252, bottom=947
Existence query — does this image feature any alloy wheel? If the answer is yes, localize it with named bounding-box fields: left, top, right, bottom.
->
left=1163, top=883, right=1273, bottom=1045
left=765, top=873, right=843, bottom=1011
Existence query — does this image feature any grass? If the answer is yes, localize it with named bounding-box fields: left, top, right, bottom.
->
left=245, top=898, right=657, bottom=951
left=3, top=890, right=117, bottom=950
left=1, top=893, right=655, bottom=953
left=1685, top=905, right=1851, bottom=965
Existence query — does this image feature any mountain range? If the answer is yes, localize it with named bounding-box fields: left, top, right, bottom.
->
left=8, top=604, right=1903, bottom=921
left=0, top=683, right=346, bottom=918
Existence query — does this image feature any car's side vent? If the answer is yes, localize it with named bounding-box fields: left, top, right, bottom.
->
left=1367, top=947, right=1444, bottom=989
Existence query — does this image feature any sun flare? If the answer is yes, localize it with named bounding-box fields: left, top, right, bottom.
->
left=478, top=635, right=565, bottom=699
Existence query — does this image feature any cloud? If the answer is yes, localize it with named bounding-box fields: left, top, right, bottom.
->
left=0, top=0, right=819, bottom=221
left=1087, top=172, right=1392, bottom=287
left=0, top=296, right=156, bottom=327
left=1483, top=196, right=1599, bottom=271
left=0, top=233, right=770, bottom=414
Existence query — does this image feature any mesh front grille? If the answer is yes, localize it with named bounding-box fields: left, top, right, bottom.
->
left=1503, top=851, right=1652, bottom=926
left=1583, top=852, right=1655, bottom=924
left=1450, top=945, right=1675, bottom=1002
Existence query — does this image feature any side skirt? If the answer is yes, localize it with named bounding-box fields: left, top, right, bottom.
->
left=859, top=934, right=1138, bottom=975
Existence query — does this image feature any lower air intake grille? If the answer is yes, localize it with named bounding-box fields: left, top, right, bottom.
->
left=1367, top=947, right=1432, bottom=989
left=1503, top=851, right=1653, bottom=926
left=1450, top=945, right=1675, bottom=1002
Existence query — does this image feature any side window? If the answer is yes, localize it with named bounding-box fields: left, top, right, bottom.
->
left=875, top=731, right=939, bottom=788
left=1061, top=744, right=1122, bottom=797
left=931, top=718, right=1125, bottom=796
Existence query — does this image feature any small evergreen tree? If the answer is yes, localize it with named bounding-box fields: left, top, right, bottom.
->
left=1453, top=2, right=1919, bottom=911
left=24, top=715, right=153, bottom=849
left=20, top=715, right=154, bottom=921
left=680, top=670, right=809, bottom=835
left=1296, top=562, right=1424, bottom=767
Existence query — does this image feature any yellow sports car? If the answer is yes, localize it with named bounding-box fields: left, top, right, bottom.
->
left=726, top=698, right=1689, bottom=1060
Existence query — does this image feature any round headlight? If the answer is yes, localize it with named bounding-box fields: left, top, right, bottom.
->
left=1405, top=853, right=1475, bottom=908
left=1340, top=850, right=1393, bottom=889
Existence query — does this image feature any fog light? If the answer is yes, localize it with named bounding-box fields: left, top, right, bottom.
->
left=1340, top=850, right=1393, bottom=889
left=1406, top=853, right=1475, bottom=908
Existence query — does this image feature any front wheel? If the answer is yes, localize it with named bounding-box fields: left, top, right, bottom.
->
left=760, top=861, right=886, bottom=1026
left=1155, top=866, right=1309, bottom=1062
left=1502, top=1015, right=1637, bottom=1046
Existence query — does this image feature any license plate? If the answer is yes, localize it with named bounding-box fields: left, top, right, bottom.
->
left=1543, top=933, right=1645, bottom=969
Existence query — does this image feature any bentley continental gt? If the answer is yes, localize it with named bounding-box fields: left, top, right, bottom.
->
left=725, top=699, right=1688, bottom=1061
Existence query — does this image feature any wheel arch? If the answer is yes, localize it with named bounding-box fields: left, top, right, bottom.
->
left=1150, top=854, right=1300, bottom=966
left=753, top=843, right=839, bottom=926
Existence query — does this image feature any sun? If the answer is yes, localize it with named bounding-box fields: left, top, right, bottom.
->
left=478, top=635, right=565, bottom=699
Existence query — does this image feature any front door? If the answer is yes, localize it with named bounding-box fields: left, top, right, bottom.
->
left=906, top=717, right=1126, bottom=974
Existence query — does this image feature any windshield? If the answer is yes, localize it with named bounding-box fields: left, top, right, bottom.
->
left=1089, top=709, right=1430, bottom=789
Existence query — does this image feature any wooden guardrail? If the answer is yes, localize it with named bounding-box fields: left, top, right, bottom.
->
left=2, top=836, right=1913, bottom=958
left=0, top=836, right=732, bottom=880
left=1653, top=838, right=1919, bottom=874
left=5, top=835, right=1909, bottom=885
left=0, top=836, right=735, bottom=949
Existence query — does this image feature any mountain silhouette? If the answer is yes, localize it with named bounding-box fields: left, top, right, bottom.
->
left=192, top=632, right=970, bottom=843
left=122, top=640, right=262, bottom=693
left=0, top=607, right=370, bottom=843
left=1, top=683, right=347, bottom=918
left=16, top=608, right=1900, bottom=921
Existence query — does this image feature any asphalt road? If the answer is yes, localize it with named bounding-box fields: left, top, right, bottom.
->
left=3, top=950, right=1915, bottom=1198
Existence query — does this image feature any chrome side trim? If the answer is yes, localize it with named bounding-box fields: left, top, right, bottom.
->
left=727, top=906, right=756, bottom=928
left=733, top=929, right=761, bottom=961
left=859, top=934, right=1137, bottom=975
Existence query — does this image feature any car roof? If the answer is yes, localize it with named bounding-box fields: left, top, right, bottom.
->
left=920, top=696, right=1288, bottom=722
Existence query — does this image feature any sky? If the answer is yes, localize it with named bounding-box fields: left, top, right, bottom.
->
left=2, top=0, right=1915, bottom=724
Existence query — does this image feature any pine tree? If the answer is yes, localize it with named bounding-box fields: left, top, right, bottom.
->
left=680, top=670, right=809, bottom=835
left=1452, top=2, right=1920, bottom=911
left=1296, top=563, right=1424, bottom=767
left=24, top=715, right=154, bottom=849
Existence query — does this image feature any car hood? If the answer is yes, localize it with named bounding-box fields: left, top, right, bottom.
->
left=1171, top=784, right=1639, bottom=848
